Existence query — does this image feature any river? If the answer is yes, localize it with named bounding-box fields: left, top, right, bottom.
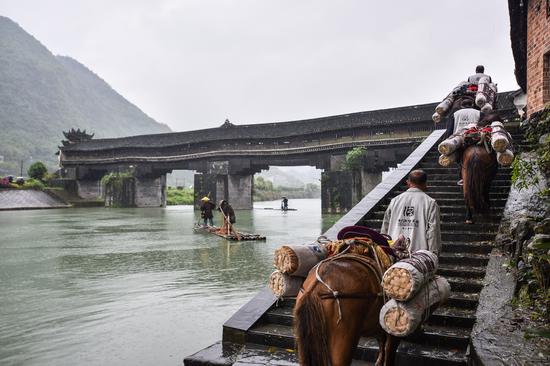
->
left=0, top=199, right=341, bottom=366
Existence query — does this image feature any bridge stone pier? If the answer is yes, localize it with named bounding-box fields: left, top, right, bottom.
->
left=321, top=148, right=411, bottom=213
left=56, top=92, right=517, bottom=209
left=62, top=164, right=168, bottom=207
left=193, top=160, right=255, bottom=210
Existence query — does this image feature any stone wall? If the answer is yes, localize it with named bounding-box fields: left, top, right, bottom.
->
left=526, top=0, right=550, bottom=115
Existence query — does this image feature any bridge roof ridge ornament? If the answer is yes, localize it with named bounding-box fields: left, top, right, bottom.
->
left=221, top=119, right=235, bottom=128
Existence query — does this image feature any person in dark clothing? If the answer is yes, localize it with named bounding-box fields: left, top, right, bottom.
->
left=219, top=200, right=236, bottom=224
left=281, top=197, right=289, bottom=211
left=218, top=200, right=240, bottom=239
left=200, top=196, right=216, bottom=226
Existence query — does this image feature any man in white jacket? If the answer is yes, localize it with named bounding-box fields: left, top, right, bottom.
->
left=381, top=170, right=441, bottom=255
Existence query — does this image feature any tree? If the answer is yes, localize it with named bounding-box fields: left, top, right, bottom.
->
left=27, top=161, right=48, bottom=180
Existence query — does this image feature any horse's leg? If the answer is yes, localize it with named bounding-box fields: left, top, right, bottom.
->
left=325, top=307, right=362, bottom=366
left=465, top=206, right=473, bottom=224
left=382, top=335, right=400, bottom=366
left=375, top=333, right=386, bottom=366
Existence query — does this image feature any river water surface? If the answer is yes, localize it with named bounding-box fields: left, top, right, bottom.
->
left=0, top=199, right=340, bottom=366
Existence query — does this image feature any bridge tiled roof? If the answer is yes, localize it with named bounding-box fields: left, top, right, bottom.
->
left=62, top=91, right=517, bottom=152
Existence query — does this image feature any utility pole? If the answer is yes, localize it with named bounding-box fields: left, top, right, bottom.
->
left=20, top=160, right=23, bottom=177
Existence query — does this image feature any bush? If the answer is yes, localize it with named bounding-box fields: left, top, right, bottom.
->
left=21, top=178, right=45, bottom=190
left=27, top=161, right=48, bottom=181
left=345, top=147, right=367, bottom=171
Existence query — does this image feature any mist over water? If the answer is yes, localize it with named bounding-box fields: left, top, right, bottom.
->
left=0, top=199, right=340, bottom=366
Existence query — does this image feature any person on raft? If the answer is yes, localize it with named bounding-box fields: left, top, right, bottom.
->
left=281, top=196, right=288, bottom=211
left=218, top=200, right=240, bottom=240
left=467, top=64, right=492, bottom=84
left=380, top=169, right=441, bottom=256
left=199, top=196, right=216, bottom=226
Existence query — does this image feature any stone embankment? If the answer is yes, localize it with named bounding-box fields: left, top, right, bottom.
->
left=0, top=189, right=70, bottom=210
left=471, top=150, right=550, bottom=365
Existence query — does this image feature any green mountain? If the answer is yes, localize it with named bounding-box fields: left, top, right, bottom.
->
left=0, top=16, right=171, bottom=174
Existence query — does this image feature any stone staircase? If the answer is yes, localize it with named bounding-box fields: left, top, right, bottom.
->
left=236, top=129, right=522, bottom=366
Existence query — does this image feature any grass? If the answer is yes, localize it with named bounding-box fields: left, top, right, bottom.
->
left=166, top=187, right=194, bottom=205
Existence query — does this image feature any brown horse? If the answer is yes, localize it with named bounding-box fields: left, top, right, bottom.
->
left=461, top=144, right=498, bottom=223
left=294, top=253, right=398, bottom=366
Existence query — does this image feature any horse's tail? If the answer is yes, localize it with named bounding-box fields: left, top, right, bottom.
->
left=463, top=146, right=494, bottom=212
left=294, top=288, right=331, bottom=366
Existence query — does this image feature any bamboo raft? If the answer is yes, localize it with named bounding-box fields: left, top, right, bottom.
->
left=193, top=224, right=266, bottom=241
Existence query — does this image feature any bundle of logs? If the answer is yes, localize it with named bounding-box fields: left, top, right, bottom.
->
left=379, top=250, right=450, bottom=337
left=431, top=77, right=497, bottom=124
left=438, top=121, right=514, bottom=167
left=269, top=243, right=328, bottom=297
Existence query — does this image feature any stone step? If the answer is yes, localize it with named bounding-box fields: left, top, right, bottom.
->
left=377, top=195, right=508, bottom=205
left=419, top=160, right=514, bottom=169
left=247, top=321, right=469, bottom=365
left=420, top=166, right=510, bottom=173
left=446, top=276, right=484, bottom=293
left=362, top=219, right=500, bottom=233
left=367, top=211, right=501, bottom=223
left=425, top=174, right=510, bottom=181
left=441, top=241, right=493, bottom=254
left=393, top=191, right=510, bottom=199
left=428, top=179, right=510, bottom=187
left=372, top=205, right=504, bottom=215
left=427, top=185, right=511, bottom=193
left=439, top=252, right=489, bottom=267
left=429, top=306, right=476, bottom=328
left=437, top=263, right=486, bottom=279
left=405, top=323, right=471, bottom=351
left=441, top=231, right=496, bottom=242
left=184, top=342, right=303, bottom=366
left=395, top=339, right=468, bottom=366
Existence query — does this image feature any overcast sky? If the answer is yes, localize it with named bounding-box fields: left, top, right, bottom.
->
left=1, top=0, right=518, bottom=132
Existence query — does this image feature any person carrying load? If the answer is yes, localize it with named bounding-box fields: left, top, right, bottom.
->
left=380, top=169, right=441, bottom=256
left=467, top=65, right=492, bottom=84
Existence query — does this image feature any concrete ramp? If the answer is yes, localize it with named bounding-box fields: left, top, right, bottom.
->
left=0, top=190, right=70, bottom=210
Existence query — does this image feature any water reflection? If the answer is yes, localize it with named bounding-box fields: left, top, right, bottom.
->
left=0, top=199, right=341, bottom=366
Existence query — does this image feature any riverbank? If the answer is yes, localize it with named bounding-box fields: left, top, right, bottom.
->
left=0, top=189, right=70, bottom=210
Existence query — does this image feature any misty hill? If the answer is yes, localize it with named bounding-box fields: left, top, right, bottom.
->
left=0, top=16, right=170, bottom=174
left=257, top=166, right=321, bottom=188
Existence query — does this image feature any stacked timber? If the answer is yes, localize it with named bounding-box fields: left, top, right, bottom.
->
left=438, top=151, right=459, bottom=167
left=490, top=121, right=515, bottom=166
left=268, top=271, right=304, bottom=297
left=379, top=250, right=450, bottom=337
left=273, top=243, right=328, bottom=277
left=380, top=275, right=451, bottom=337
left=475, top=76, right=498, bottom=113
left=269, top=243, right=328, bottom=297
left=381, top=250, right=438, bottom=301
